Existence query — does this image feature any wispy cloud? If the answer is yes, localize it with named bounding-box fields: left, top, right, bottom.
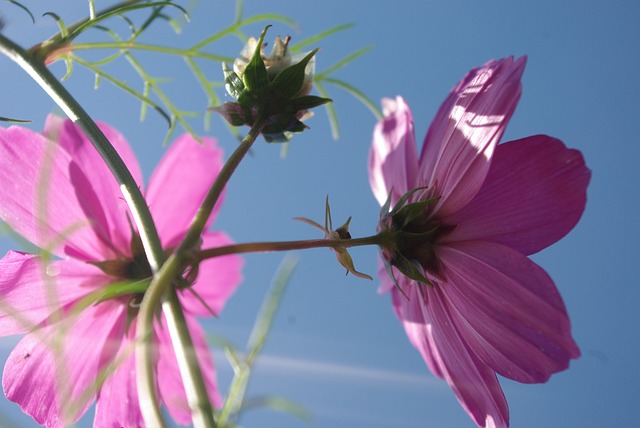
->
left=214, top=350, right=440, bottom=389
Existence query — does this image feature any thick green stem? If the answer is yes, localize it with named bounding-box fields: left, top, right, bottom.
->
left=138, top=114, right=266, bottom=428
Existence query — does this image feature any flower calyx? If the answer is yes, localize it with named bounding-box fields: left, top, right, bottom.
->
left=213, top=25, right=332, bottom=142
left=295, top=196, right=372, bottom=280
left=377, top=187, right=447, bottom=293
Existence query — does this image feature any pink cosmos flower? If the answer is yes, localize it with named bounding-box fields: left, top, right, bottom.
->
left=0, top=116, right=242, bottom=427
left=368, top=57, right=590, bottom=427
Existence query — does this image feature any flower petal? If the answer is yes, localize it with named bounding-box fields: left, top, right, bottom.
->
left=43, top=116, right=142, bottom=184
left=390, top=282, right=444, bottom=379
left=444, top=135, right=591, bottom=255
left=0, top=125, right=109, bottom=259
left=423, top=285, right=509, bottom=428
left=2, top=300, right=125, bottom=427
left=419, top=57, right=526, bottom=217
left=369, top=96, right=419, bottom=206
left=439, top=241, right=580, bottom=383
left=44, top=116, right=143, bottom=257
left=155, top=315, right=222, bottom=425
left=95, top=323, right=144, bottom=428
left=179, top=231, right=242, bottom=316
left=146, top=134, right=225, bottom=247
left=0, top=251, right=108, bottom=336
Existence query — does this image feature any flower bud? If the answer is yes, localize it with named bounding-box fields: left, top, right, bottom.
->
left=213, top=26, right=331, bottom=142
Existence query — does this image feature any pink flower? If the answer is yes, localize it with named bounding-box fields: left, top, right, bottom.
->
left=369, top=57, right=590, bottom=427
left=0, top=116, right=242, bottom=427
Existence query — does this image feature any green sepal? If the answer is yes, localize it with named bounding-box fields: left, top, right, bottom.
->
left=89, top=259, right=129, bottom=278
left=243, top=26, right=271, bottom=94
left=288, top=95, right=332, bottom=111
left=393, top=198, right=438, bottom=228
left=236, top=91, right=254, bottom=109
left=390, top=254, right=433, bottom=287
left=222, top=62, right=245, bottom=99
left=400, top=227, right=440, bottom=244
left=382, top=259, right=407, bottom=299
left=270, top=48, right=319, bottom=99
left=95, top=279, right=151, bottom=303
left=389, top=186, right=430, bottom=215
left=380, top=189, right=394, bottom=221
left=262, top=115, right=308, bottom=142
left=211, top=102, right=249, bottom=127
left=335, top=216, right=352, bottom=240
left=262, top=131, right=289, bottom=143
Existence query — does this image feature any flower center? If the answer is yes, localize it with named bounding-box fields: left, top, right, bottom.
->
left=89, top=233, right=198, bottom=312
left=90, top=233, right=153, bottom=281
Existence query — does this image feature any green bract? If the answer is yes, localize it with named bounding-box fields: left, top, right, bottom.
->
left=377, top=188, right=445, bottom=293
left=214, top=26, right=331, bottom=142
left=295, top=197, right=371, bottom=280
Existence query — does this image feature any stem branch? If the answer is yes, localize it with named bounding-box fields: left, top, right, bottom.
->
left=197, top=235, right=385, bottom=260
left=139, top=113, right=266, bottom=428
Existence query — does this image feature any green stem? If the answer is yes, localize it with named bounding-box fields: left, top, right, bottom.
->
left=138, top=114, right=266, bottom=428
left=0, top=33, right=170, bottom=426
left=0, top=34, right=165, bottom=272
left=196, top=234, right=386, bottom=260
left=180, top=112, right=266, bottom=253
left=66, top=42, right=233, bottom=62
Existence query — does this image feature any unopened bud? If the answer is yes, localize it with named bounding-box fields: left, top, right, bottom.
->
left=213, top=26, right=331, bottom=142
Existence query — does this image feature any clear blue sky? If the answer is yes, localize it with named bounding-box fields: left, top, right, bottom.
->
left=0, top=1, right=638, bottom=427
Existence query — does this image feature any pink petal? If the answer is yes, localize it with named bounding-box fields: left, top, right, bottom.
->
left=0, top=251, right=108, bottom=335
left=0, top=126, right=112, bottom=260
left=418, top=57, right=526, bottom=217
left=390, top=282, right=444, bottom=379
left=155, top=315, right=222, bottom=425
left=95, top=323, right=145, bottom=428
left=438, top=241, right=580, bottom=383
left=443, top=135, right=591, bottom=255
left=423, top=285, right=509, bottom=428
left=368, top=97, right=419, bottom=206
left=44, top=116, right=143, bottom=257
left=44, top=116, right=143, bottom=186
left=146, top=134, right=225, bottom=247
left=179, top=231, right=242, bottom=316
left=2, top=300, right=125, bottom=427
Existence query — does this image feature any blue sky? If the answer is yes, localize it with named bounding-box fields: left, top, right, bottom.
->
left=0, top=1, right=638, bottom=427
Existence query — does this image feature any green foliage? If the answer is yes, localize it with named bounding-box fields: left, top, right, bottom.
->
left=215, top=255, right=311, bottom=427
left=0, top=116, right=31, bottom=123
left=5, top=0, right=35, bottom=24
left=20, top=0, right=378, bottom=145
left=294, top=196, right=372, bottom=280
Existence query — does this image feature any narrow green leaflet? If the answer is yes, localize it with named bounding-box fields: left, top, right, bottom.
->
left=217, top=255, right=304, bottom=427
